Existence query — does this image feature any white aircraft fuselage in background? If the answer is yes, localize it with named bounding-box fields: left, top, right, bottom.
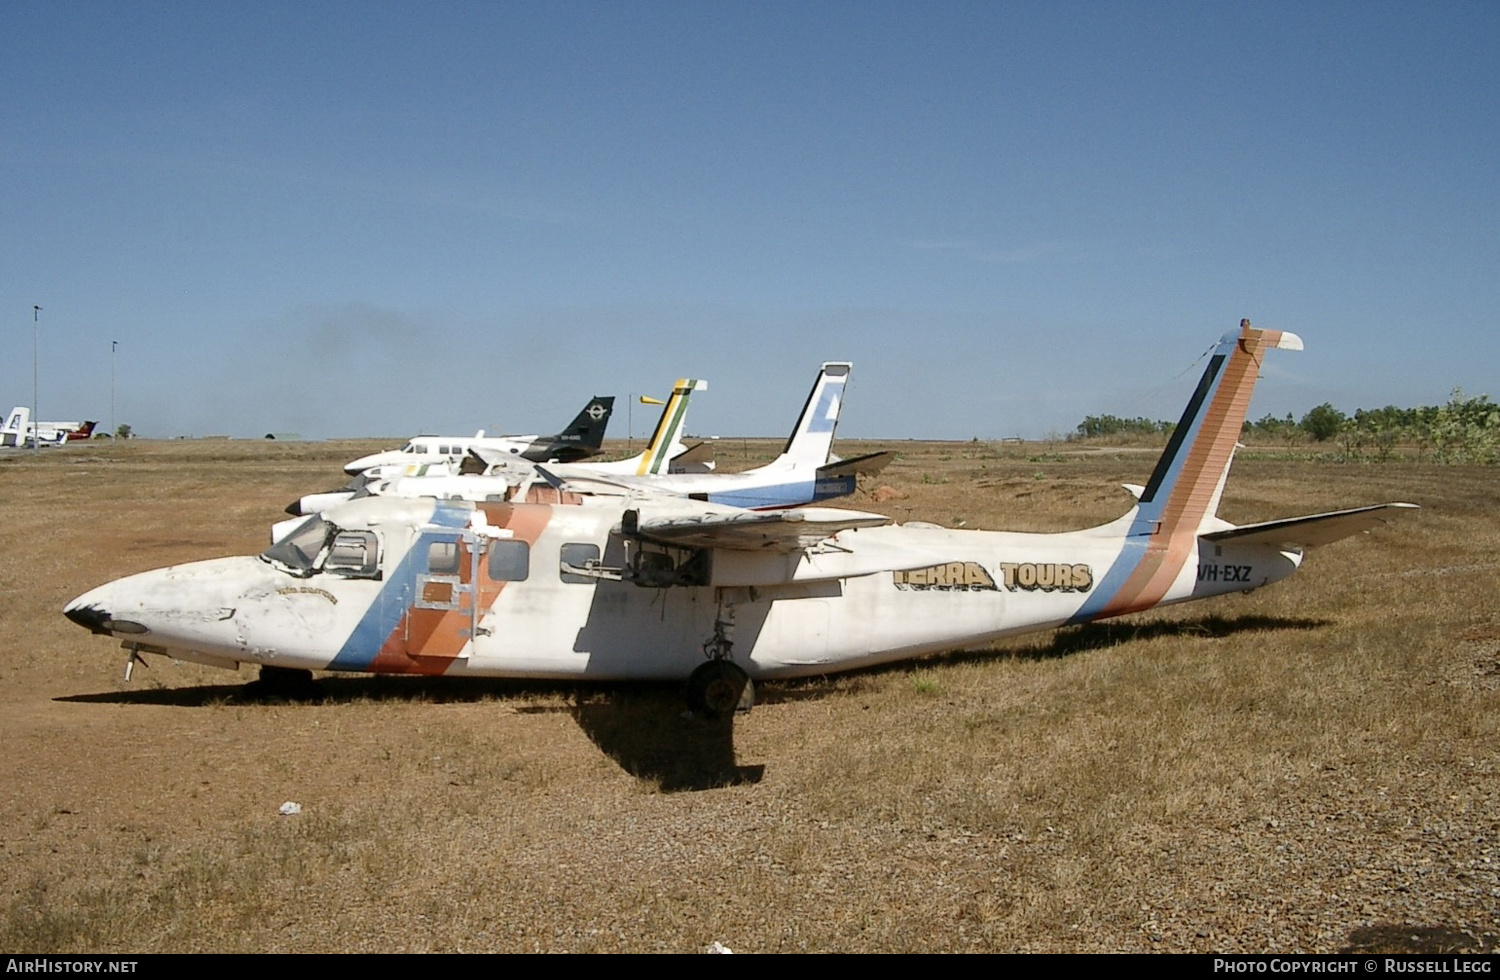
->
left=343, top=396, right=616, bottom=474
left=2, top=407, right=95, bottom=448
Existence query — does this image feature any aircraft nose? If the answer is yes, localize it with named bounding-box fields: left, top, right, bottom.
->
left=63, top=601, right=110, bottom=632
left=63, top=581, right=155, bottom=637
left=63, top=592, right=150, bottom=637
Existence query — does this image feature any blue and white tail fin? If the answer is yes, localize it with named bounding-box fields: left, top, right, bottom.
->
left=1, top=407, right=29, bottom=448
left=763, top=362, right=850, bottom=471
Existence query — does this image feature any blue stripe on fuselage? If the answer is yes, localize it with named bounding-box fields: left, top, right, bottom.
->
left=706, top=480, right=817, bottom=510
left=704, top=474, right=854, bottom=510
left=327, top=501, right=470, bottom=670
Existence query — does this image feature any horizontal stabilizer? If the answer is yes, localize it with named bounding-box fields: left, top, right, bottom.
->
left=667, top=441, right=716, bottom=472
left=1201, top=502, right=1418, bottom=550
left=623, top=503, right=890, bottom=553
left=818, top=450, right=895, bottom=480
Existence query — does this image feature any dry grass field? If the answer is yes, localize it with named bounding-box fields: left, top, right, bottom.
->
left=1, top=437, right=1496, bottom=953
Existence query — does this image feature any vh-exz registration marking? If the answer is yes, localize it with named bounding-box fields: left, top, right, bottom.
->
left=1197, top=563, right=1253, bottom=584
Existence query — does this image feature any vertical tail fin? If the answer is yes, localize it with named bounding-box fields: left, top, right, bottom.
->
left=637, top=379, right=707, bottom=475
left=1136, top=320, right=1302, bottom=529
left=2, top=407, right=28, bottom=448
left=555, top=396, right=615, bottom=454
left=1071, top=320, right=1302, bottom=621
left=769, top=362, right=850, bottom=469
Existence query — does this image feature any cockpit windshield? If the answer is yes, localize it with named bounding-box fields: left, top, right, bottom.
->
left=260, top=515, right=335, bottom=576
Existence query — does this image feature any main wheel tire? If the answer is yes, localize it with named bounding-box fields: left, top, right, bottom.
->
left=687, top=660, right=752, bottom=719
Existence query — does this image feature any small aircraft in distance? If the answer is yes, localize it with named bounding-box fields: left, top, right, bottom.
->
left=287, top=378, right=712, bottom=518
left=1, top=407, right=96, bottom=448
left=342, top=396, right=617, bottom=475
left=64, top=321, right=1416, bottom=717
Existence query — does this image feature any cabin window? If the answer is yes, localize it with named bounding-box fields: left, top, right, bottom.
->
left=427, top=540, right=461, bottom=575
left=325, top=530, right=380, bottom=579
left=488, top=540, right=530, bottom=581
left=559, top=543, right=600, bottom=584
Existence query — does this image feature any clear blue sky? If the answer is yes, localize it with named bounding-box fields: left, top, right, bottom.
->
left=3, top=1, right=1495, bottom=440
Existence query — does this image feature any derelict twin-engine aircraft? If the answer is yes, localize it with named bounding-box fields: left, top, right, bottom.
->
left=64, top=322, right=1416, bottom=716
left=342, top=395, right=617, bottom=475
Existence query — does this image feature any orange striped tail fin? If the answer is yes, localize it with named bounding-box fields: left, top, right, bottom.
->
left=1069, top=319, right=1303, bottom=622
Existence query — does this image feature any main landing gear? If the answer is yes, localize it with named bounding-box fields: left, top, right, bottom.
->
left=687, top=604, right=753, bottom=719
left=686, top=660, right=753, bottom=719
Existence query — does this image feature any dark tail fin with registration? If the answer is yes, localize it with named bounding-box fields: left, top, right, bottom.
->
left=549, top=397, right=615, bottom=460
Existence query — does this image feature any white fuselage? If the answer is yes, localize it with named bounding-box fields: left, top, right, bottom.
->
left=65, top=495, right=1302, bottom=683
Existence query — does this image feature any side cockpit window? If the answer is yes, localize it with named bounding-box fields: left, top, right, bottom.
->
left=262, top=517, right=381, bottom=580
left=261, top=516, right=335, bottom=577
left=325, top=530, right=380, bottom=579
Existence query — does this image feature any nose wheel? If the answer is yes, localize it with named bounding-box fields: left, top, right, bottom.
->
left=686, top=660, right=753, bottom=719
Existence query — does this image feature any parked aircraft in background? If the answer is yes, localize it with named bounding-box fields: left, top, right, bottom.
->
left=342, top=396, right=616, bottom=475
left=288, top=365, right=886, bottom=518
left=1, top=407, right=96, bottom=448
left=289, top=379, right=711, bottom=518
left=65, top=321, right=1415, bottom=716
left=542, top=362, right=892, bottom=509
left=479, top=379, right=710, bottom=478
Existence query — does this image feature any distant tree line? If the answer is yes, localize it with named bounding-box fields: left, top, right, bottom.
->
left=1072, top=415, right=1175, bottom=439
left=1071, top=390, right=1499, bottom=463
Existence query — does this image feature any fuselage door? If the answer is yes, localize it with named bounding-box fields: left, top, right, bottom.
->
left=407, top=531, right=480, bottom=659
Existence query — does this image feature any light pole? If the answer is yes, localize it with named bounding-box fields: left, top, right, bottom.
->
left=111, top=340, right=118, bottom=443
left=32, top=305, right=40, bottom=455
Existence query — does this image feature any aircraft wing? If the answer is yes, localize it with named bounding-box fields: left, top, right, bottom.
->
left=622, top=503, right=891, bottom=553
left=1200, top=503, right=1418, bottom=550
left=818, top=450, right=895, bottom=480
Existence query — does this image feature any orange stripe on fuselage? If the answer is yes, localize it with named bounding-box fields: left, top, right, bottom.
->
left=368, top=503, right=554, bottom=674
left=1097, top=327, right=1283, bottom=618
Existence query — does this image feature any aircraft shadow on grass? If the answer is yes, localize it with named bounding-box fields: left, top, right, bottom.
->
left=1343, top=922, right=1497, bottom=954
left=764, top=612, right=1333, bottom=706
left=56, top=675, right=761, bottom=793
left=57, top=612, right=1320, bottom=791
